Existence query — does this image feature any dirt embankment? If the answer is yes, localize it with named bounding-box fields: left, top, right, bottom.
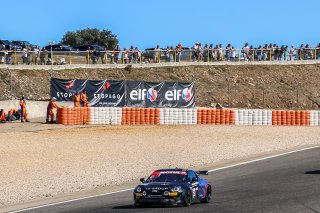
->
left=1, top=64, right=320, bottom=109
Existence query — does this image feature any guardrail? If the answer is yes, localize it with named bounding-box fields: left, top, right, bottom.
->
left=0, top=48, right=319, bottom=65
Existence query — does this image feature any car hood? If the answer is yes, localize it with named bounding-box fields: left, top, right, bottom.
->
left=140, top=182, right=185, bottom=190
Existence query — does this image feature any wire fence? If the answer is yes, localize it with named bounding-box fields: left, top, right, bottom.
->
left=0, top=48, right=319, bottom=65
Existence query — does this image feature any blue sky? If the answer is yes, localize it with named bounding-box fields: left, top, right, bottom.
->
left=2, top=0, right=319, bottom=49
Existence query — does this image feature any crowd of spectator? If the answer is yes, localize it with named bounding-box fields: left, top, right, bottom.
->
left=0, top=42, right=319, bottom=65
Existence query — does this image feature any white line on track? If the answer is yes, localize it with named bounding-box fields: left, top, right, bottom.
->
left=9, top=145, right=320, bottom=213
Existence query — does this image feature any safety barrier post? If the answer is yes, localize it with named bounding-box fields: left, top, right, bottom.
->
left=158, top=51, right=161, bottom=63
left=207, top=49, right=209, bottom=62
left=238, top=50, right=240, bottom=62
left=189, top=50, right=192, bottom=62
left=87, top=51, right=89, bottom=64
left=140, top=50, right=142, bottom=64
left=122, top=52, right=124, bottom=64
left=315, top=49, right=317, bottom=60
left=105, top=51, right=108, bottom=64
left=174, top=51, right=177, bottom=62
left=252, top=50, right=255, bottom=62
left=69, top=51, right=71, bottom=64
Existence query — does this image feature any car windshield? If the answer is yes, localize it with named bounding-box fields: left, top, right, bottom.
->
left=146, top=171, right=187, bottom=183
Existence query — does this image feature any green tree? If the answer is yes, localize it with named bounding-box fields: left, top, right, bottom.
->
left=60, top=28, right=119, bottom=49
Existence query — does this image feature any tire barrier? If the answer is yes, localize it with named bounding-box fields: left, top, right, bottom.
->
left=272, top=110, right=310, bottom=126
left=310, top=111, right=320, bottom=126
left=122, top=108, right=160, bottom=125
left=57, top=107, right=90, bottom=125
left=197, top=109, right=235, bottom=125
left=56, top=107, right=319, bottom=126
left=89, top=107, right=122, bottom=125
left=160, top=108, right=197, bottom=125
left=235, top=109, right=272, bottom=126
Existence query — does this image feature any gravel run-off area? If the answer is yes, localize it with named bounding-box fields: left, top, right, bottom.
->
left=1, top=123, right=320, bottom=207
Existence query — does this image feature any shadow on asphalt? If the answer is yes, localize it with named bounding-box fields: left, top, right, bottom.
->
left=305, top=170, right=320, bottom=174
left=112, top=204, right=183, bottom=210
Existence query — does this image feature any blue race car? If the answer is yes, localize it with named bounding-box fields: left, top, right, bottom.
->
left=133, top=168, right=212, bottom=207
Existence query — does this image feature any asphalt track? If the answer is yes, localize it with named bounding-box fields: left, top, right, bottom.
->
left=13, top=147, right=320, bottom=213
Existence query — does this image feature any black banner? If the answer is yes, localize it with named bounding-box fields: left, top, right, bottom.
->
left=50, top=78, right=125, bottom=107
left=126, top=81, right=195, bottom=108
left=51, top=78, right=195, bottom=108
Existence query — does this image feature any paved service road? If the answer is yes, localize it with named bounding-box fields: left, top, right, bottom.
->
left=16, top=147, right=320, bottom=213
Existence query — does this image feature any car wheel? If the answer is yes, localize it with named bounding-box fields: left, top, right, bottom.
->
left=183, top=189, right=192, bottom=207
left=134, top=202, right=141, bottom=208
left=202, top=185, right=212, bottom=203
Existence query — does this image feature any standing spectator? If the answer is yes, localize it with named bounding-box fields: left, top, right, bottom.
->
left=317, top=43, right=320, bottom=60
left=256, top=45, right=263, bottom=61
left=40, top=48, right=46, bottom=65
left=122, top=48, right=128, bottom=64
left=298, top=44, right=304, bottom=60
left=226, top=44, right=232, bottom=61
left=22, top=47, right=28, bottom=64
left=197, top=43, right=203, bottom=61
left=305, top=44, right=313, bottom=59
left=132, top=46, right=139, bottom=64
left=283, top=45, right=288, bottom=61
left=26, top=46, right=32, bottom=65
left=248, top=45, right=254, bottom=61
left=128, top=46, right=134, bottom=63
left=114, top=45, right=120, bottom=64
left=33, top=46, right=40, bottom=64
left=101, top=48, right=107, bottom=64
left=231, top=46, right=236, bottom=61
left=86, top=47, right=91, bottom=64
left=209, top=44, right=214, bottom=62
left=192, top=42, right=198, bottom=62
left=165, top=46, right=170, bottom=62
left=242, top=43, right=249, bottom=61
left=169, top=46, right=174, bottom=62
left=5, top=48, right=13, bottom=65
left=91, top=48, right=100, bottom=64
left=176, top=43, right=183, bottom=62
left=154, top=45, right=161, bottom=63
left=274, top=46, right=280, bottom=61
left=289, top=46, right=295, bottom=61
left=217, top=44, right=223, bottom=61
left=135, top=47, right=141, bottom=64
left=203, top=44, right=209, bottom=62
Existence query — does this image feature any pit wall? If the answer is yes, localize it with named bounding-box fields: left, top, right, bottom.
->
left=56, top=107, right=320, bottom=126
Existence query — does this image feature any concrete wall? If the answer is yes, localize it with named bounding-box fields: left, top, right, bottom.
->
left=0, top=100, right=73, bottom=118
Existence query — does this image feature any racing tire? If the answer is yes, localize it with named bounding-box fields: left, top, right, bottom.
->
left=183, top=189, right=192, bottom=207
left=134, top=202, right=141, bottom=208
left=201, top=185, right=212, bottom=203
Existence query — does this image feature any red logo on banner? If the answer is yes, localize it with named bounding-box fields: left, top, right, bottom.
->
left=103, top=82, right=111, bottom=90
left=66, top=81, right=74, bottom=90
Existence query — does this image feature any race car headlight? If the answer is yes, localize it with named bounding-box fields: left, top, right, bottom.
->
left=136, top=186, right=142, bottom=192
left=173, top=186, right=182, bottom=192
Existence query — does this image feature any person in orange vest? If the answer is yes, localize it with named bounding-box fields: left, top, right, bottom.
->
left=0, top=109, right=6, bottom=123
left=73, top=91, right=81, bottom=107
left=19, top=96, right=29, bottom=122
left=46, top=97, right=60, bottom=123
left=80, top=90, right=89, bottom=107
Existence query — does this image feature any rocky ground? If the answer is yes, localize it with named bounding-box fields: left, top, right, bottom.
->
left=1, top=64, right=320, bottom=109
left=0, top=120, right=320, bottom=207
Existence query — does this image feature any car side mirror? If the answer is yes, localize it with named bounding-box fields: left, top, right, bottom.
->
left=191, top=177, right=197, bottom=183
left=140, top=178, right=145, bottom=183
